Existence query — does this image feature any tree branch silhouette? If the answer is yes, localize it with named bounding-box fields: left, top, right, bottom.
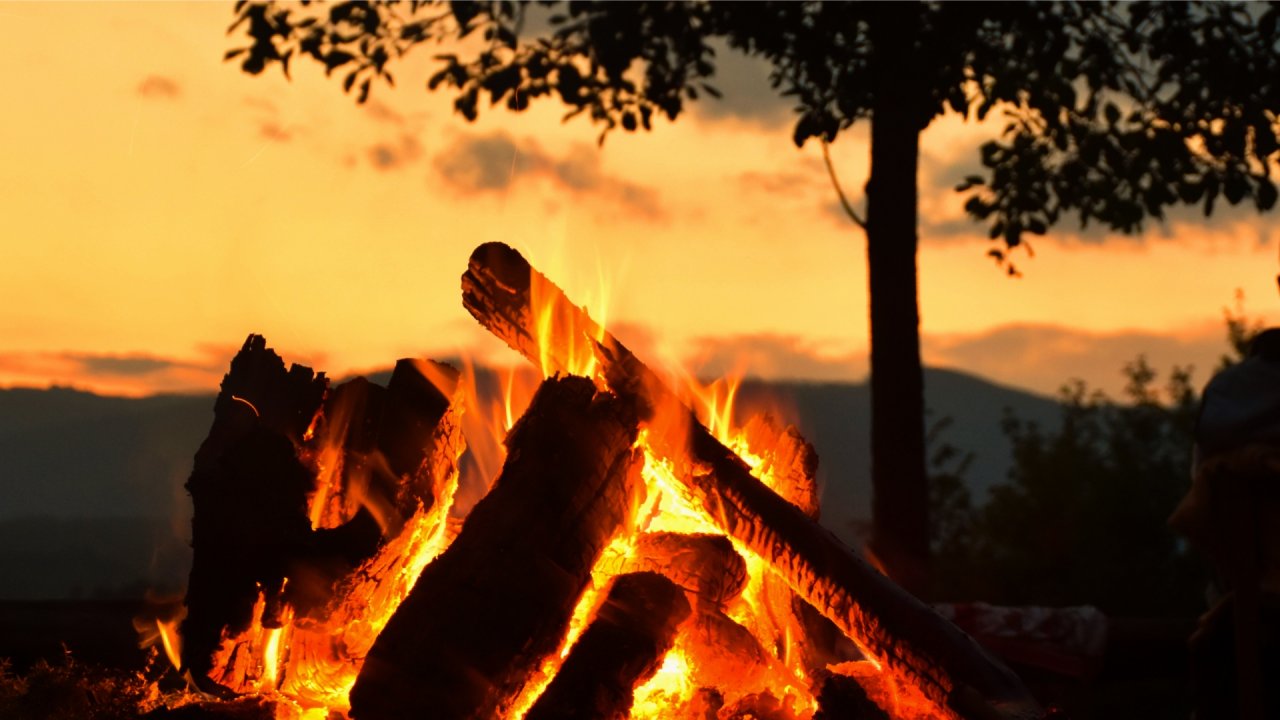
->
left=821, top=139, right=866, bottom=230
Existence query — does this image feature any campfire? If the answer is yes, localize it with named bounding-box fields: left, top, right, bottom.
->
left=140, top=243, right=1045, bottom=720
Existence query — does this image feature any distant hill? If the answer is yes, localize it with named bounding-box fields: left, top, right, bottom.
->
left=735, top=368, right=1062, bottom=542
left=0, top=368, right=1061, bottom=598
left=0, top=388, right=209, bottom=599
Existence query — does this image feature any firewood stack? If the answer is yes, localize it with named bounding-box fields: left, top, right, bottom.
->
left=165, top=243, right=1051, bottom=720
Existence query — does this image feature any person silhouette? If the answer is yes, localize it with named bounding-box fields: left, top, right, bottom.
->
left=1170, top=328, right=1280, bottom=720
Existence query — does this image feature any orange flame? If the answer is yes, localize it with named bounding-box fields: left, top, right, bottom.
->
left=528, top=268, right=609, bottom=381
left=156, top=619, right=183, bottom=671
left=134, top=609, right=185, bottom=673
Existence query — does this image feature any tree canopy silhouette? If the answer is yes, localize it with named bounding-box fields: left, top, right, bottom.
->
left=227, top=0, right=1280, bottom=594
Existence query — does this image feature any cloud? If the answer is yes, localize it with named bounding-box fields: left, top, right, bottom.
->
left=240, top=95, right=298, bottom=144
left=365, top=100, right=408, bottom=126
left=738, top=156, right=870, bottom=230
left=435, top=133, right=519, bottom=191
left=259, top=122, right=292, bottom=142
left=922, top=323, right=1232, bottom=398
left=433, top=131, right=664, bottom=220
left=683, top=333, right=867, bottom=383
left=137, top=75, right=180, bottom=100
left=360, top=98, right=436, bottom=170
left=368, top=134, right=424, bottom=171
left=691, top=41, right=792, bottom=129
left=738, top=169, right=825, bottom=200
left=70, top=354, right=194, bottom=377
left=0, top=350, right=226, bottom=396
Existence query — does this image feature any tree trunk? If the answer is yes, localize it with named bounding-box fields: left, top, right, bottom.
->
left=865, top=4, right=930, bottom=598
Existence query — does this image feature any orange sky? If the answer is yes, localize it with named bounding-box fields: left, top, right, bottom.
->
left=1, top=2, right=1278, bottom=400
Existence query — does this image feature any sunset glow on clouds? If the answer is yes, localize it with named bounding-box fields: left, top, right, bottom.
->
left=2, top=3, right=1278, bottom=399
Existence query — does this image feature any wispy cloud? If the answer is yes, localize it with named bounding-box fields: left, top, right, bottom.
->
left=683, top=333, right=867, bottom=383
left=0, top=350, right=226, bottom=396
left=136, top=75, right=180, bottom=100
left=433, top=131, right=664, bottom=220
left=368, top=134, right=424, bottom=171
left=364, top=100, right=408, bottom=127
left=923, top=323, right=1232, bottom=398
left=241, top=94, right=299, bottom=144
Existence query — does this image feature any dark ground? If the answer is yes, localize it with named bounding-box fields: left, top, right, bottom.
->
left=0, top=600, right=149, bottom=672
left=0, top=600, right=1200, bottom=719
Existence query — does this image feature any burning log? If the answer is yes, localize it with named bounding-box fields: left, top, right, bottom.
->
left=349, top=375, right=645, bottom=720
left=616, top=532, right=748, bottom=609
left=462, top=242, right=1045, bottom=720
left=740, top=413, right=820, bottom=520
left=524, top=571, right=692, bottom=720
left=181, top=335, right=328, bottom=682
left=181, top=337, right=463, bottom=692
left=605, top=533, right=787, bottom=701
left=313, top=358, right=459, bottom=525
left=273, top=359, right=466, bottom=709
left=290, top=359, right=462, bottom=614
left=683, top=606, right=774, bottom=692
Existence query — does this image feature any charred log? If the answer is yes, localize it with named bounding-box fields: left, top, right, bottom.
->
left=288, top=360, right=461, bottom=616
left=462, top=242, right=1044, bottom=720
left=349, top=375, right=645, bottom=720
left=181, top=337, right=462, bottom=686
left=181, top=335, right=326, bottom=682
left=309, top=359, right=457, bottom=527
left=381, top=358, right=460, bottom=510
left=525, top=572, right=691, bottom=720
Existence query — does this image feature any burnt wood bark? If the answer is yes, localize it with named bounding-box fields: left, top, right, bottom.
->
left=349, top=375, right=644, bottom=720
left=461, top=243, right=1044, bottom=720
left=524, top=572, right=691, bottom=720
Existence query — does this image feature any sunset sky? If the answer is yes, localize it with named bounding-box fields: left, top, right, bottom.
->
left=2, top=2, right=1278, bottom=400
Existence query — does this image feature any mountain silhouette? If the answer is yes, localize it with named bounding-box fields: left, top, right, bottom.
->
left=0, top=368, right=1060, bottom=599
